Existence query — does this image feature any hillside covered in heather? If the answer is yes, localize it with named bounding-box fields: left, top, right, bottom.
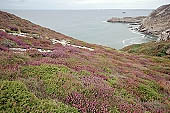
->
left=0, top=10, right=170, bottom=113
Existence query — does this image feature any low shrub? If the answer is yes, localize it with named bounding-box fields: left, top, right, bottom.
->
left=0, top=80, right=79, bottom=113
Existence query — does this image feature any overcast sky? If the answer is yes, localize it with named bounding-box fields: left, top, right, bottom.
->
left=0, top=0, right=170, bottom=9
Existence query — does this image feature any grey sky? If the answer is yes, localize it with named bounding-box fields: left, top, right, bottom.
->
left=0, top=0, right=170, bottom=9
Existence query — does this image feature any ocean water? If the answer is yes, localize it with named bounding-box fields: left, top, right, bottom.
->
left=4, top=9, right=157, bottom=49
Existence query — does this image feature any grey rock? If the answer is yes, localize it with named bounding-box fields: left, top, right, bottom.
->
left=166, top=48, right=170, bottom=55
left=107, top=16, right=146, bottom=23
left=140, top=4, right=170, bottom=41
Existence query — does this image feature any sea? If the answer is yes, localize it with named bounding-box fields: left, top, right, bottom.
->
left=3, top=9, right=157, bottom=49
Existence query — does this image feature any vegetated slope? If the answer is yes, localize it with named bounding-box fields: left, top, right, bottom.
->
left=121, top=41, right=170, bottom=58
left=0, top=11, right=170, bottom=113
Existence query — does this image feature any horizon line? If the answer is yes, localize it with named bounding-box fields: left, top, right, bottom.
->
left=0, top=8, right=155, bottom=10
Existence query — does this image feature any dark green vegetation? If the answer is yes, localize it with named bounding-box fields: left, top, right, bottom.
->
left=0, top=81, right=79, bottom=113
left=122, top=41, right=170, bottom=58
left=0, top=11, right=170, bottom=113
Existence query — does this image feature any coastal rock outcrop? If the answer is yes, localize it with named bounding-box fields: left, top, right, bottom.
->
left=107, top=16, right=146, bottom=23
left=107, top=4, right=170, bottom=41
left=139, top=4, right=170, bottom=41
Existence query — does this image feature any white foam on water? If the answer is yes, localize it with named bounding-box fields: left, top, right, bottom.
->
left=102, top=21, right=108, bottom=23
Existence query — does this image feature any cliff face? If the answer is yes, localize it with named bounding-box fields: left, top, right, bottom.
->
left=139, top=4, right=170, bottom=41
left=107, top=4, right=170, bottom=41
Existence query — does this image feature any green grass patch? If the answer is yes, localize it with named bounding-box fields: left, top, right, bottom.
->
left=124, top=44, right=141, bottom=53
left=102, top=67, right=112, bottom=74
left=137, top=81, right=163, bottom=102
left=150, top=56, right=170, bottom=64
left=108, top=76, right=119, bottom=87
left=122, top=41, right=170, bottom=58
left=114, top=88, right=135, bottom=103
left=73, top=70, right=91, bottom=77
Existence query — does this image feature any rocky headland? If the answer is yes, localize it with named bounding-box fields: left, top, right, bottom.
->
left=107, top=4, right=170, bottom=41
left=107, top=16, right=146, bottom=24
left=140, top=4, right=170, bottom=41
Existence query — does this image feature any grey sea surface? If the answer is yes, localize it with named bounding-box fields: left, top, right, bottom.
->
left=4, top=9, right=157, bottom=49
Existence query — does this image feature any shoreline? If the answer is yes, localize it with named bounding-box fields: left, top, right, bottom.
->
left=107, top=16, right=158, bottom=47
left=108, top=4, right=170, bottom=42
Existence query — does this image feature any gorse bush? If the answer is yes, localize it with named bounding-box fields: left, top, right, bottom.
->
left=137, top=83, right=163, bottom=102
left=0, top=80, right=79, bottom=113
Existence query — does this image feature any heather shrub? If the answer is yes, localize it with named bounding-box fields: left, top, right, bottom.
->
left=0, top=45, right=8, bottom=51
left=150, top=65, right=170, bottom=75
left=118, top=102, right=145, bottom=113
left=0, top=39, right=17, bottom=48
left=142, top=101, right=170, bottom=113
left=0, top=70, right=19, bottom=81
left=27, top=57, right=60, bottom=66
left=51, top=50, right=69, bottom=58
left=0, top=31, right=8, bottom=38
left=95, top=74, right=108, bottom=81
left=9, top=26, right=19, bottom=32
left=81, top=76, right=114, bottom=99
left=8, top=36, right=30, bottom=48
left=0, top=53, right=28, bottom=69
left=43, top=49, right=69, bottom=58
left=26, top=49, right=42, bottom=57
left=44, top=73, right=83, bottom=99
left=0, top=80, right=79, bottom=113
left=66, top=45, right=82, bottom=53
left=65, top=92, right=110, bottom=113
left=0, top=31, right=30, bottom=48
left=21, top=65, right=82, bottom=99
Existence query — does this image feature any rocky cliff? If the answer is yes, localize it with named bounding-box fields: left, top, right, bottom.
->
left=107, top=4, right=170, bottom=41
left=139, top=4, right=170, bottom=41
